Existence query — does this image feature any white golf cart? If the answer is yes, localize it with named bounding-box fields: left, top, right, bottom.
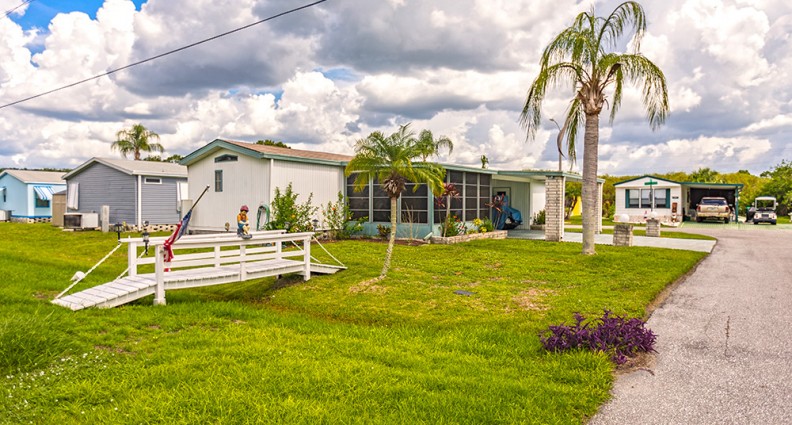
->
left=752, top=196, right=777, bottom=225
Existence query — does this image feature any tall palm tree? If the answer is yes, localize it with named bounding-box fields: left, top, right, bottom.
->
left=345, top=124, right=446, bottom=279
left=112, top=123, right=164, bottom=160
left=520, top=1, right=669, bottom=255
left=416, top=129, right=454, bottom=161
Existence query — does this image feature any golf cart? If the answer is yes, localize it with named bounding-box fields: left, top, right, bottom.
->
left=751, top=196, right=777, bottom=225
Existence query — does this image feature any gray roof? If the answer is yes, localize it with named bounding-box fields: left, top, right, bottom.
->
left=0, top=169, right=66, bottom=184
left=63, top=157, right=188, bottom=180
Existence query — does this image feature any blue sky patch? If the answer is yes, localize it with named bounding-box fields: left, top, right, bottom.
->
left=7, top=0, right=146, bottom=30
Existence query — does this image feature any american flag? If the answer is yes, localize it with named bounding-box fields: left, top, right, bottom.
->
left=163, top=210, right=192, bottom=263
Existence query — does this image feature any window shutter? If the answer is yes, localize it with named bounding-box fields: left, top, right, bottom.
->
left=666, top=189, right=671, bottom=208
left=625, top=189, right=630, bottom=208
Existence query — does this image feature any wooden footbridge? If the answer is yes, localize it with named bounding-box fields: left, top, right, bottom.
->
left=52, top=230, right=345, bottom=311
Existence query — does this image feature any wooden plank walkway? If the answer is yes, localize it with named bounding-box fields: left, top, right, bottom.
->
left=52, top=231, right=346, bottom=311
left=52, top=259, right=343, bottom=311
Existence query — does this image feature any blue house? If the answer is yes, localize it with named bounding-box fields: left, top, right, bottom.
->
left=63, top=158, right=188, bottom=229
left=0, top=169, right=66, bottom=222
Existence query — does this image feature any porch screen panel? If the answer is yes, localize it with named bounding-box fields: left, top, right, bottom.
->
left=479, top=174, right=491, bottom=219
left=464, top=173, right=478, bottom=220
left=450, top=170, right=463, bottom=213
left=401, top=183, right=428, bottom=224
left=346, top=174, right=370, bottom=221
left=372, top=181, right=391, bottom=222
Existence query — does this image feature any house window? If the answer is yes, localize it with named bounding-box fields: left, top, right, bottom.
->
left=35, top=192, right=49, bottom=208
left=214, top=154, right=238, bottom=163
left=144, top=177, right=162, bottom=184
left=654, top=189, right=668, bottom=208
left=627, top=189, right=640, bottom=208
left=215, top=170, right=223, bottom=192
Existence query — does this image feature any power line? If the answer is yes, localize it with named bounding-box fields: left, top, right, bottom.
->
left=0, top=0, right=327, bottom=110
left=3, top=0, right=34, bottom=18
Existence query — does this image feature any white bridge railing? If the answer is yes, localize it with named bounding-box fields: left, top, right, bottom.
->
left=122, top=230, right=312, bottom=305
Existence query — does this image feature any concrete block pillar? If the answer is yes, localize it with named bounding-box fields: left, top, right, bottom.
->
left=613, top=223, right=634, bottom=246
left=646, top=218, right=661, bottom=237
left=544, top=176, right=565, bottom=242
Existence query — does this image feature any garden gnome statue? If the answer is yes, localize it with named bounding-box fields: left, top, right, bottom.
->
left=237, top=205, right=251, bottom=238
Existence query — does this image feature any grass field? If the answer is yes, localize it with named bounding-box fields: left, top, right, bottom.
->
left=563, top=228, right=717, bottom=240
left=0, top=223, right=707, bottom=424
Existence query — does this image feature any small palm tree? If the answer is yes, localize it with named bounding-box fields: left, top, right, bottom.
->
left=345, top=124, right=446, bottom=279
left=520, top=1, right=669, bottom=255
left=416, top=129, right=454, bottom=161
left=112, top=123, right=164, bottom=160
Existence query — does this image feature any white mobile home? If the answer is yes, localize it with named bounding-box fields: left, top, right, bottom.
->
left=614, top=175, right=743, bottom=224
left=181, top=139, right=594, bottom=238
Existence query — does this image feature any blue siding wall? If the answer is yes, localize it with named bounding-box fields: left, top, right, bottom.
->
left=0, top=175, right=28, bottom=217
left=69, top=163, right=137, bottom=224
left=141, top=177, right=182, bottom=224
left=0, top=175, right=64, bottom=218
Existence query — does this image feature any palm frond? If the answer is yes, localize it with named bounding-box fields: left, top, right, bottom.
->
left=597, top=1, right=646, bottom=52
left=618, top=54, right=669, bottom=129
left=520, top=63, right=584, bottom=141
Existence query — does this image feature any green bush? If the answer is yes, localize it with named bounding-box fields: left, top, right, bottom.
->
left=376, top=224, right=391, bottom=238
left=321, top=192, right=366, bottom=240
left=266, top=183, right=318, bottom=233
left=532, top=209, right=546, bottom=225
left=442, top=214, right=466, bottom=237
left=474, top=217, right=495, bottom=233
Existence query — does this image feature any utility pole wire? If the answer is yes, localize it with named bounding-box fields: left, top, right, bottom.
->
left=0, top=0, right=327, bottom=110
left=3, top=0, right=34, bottom=18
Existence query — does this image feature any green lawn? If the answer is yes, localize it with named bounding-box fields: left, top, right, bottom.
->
left=1, top=223, right=706, bottom=424
left=564, top=228, right=716, bottom=240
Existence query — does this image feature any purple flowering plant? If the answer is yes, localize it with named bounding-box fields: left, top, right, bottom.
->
left=539, top=310, right=657, bottom=364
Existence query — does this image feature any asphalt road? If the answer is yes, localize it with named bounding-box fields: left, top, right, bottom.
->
left=591, top=227, right=792, bottom=425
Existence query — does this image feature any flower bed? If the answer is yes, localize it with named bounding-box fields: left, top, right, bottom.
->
left=430, top=230, right=507, bottom=245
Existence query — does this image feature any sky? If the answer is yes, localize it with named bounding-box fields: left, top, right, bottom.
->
left=1, top=0, right=791, bottom=176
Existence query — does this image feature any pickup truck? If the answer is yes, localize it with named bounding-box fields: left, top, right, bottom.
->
left=695, top=197, right=731, bottom=223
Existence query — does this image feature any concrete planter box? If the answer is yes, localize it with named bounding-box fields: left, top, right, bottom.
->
left=430, top=230, right=507, bottom=245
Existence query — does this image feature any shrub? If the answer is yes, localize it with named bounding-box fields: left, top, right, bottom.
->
left=532, top=209, right=546, bottom=225
left=441, top=214, right=466, bottom=237
left=474, top=217, right=495, bottom=233
left=267, top=183, right=318, bottom=233
left=376, top=224, right=391, bottom=238
left=321, top=192, right=365, bottom=240
left=539, top=310, right=657, bottom=364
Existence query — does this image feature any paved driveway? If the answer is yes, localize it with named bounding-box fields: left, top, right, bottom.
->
left=591, top=227, right=792, bottom=424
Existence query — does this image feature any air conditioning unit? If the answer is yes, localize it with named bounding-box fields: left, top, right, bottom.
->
left=64, top=213, right=99, bottom=229
left=0, top=210, right=10, bottom=222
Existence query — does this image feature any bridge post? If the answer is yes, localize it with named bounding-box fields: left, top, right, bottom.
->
left=154, top=245, right=166, bottom=306
left=303, top=235, right=311, bottom=281
left=240, top=244, right=247, bottom=281
left=128, top=242, right=138, bottom=277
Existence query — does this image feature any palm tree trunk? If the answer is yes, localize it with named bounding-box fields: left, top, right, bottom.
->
left=581, top=112, right=599, bottom=255
left=381, top=196, right=398, bottom=277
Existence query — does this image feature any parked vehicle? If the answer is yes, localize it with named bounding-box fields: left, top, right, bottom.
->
left=752, top=196, right=777, bottom=225
left=695, top=197, right=731, bottom=223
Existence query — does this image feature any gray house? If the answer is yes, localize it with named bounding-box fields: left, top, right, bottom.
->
left=63, top=158, right=188, bottom=228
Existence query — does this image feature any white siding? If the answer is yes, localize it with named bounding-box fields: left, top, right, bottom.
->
left=271, top=161, right=345, bottom=221
left=614, top=178, right=682, bottom=224
left=530, top=181, right=547, bottom=220
left=188, top=149, right=271, bottom=231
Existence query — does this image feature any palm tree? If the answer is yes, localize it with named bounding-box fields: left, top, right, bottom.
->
left=416, top=129, right=454, bottom=161
left=345, top=124, right=446, bottom=279
left=112, top=123, right=164, bottom=160
left=520, top=1, right=669, bottom=255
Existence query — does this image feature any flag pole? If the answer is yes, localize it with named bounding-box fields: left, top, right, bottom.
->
left=186, top=185, right=210, bottom=216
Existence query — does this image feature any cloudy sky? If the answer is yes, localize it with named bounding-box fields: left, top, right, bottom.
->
left=1, top=0, right=790, bottom=175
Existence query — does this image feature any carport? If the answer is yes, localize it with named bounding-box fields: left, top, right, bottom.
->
left=682, top=182, right=743, bottom=220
